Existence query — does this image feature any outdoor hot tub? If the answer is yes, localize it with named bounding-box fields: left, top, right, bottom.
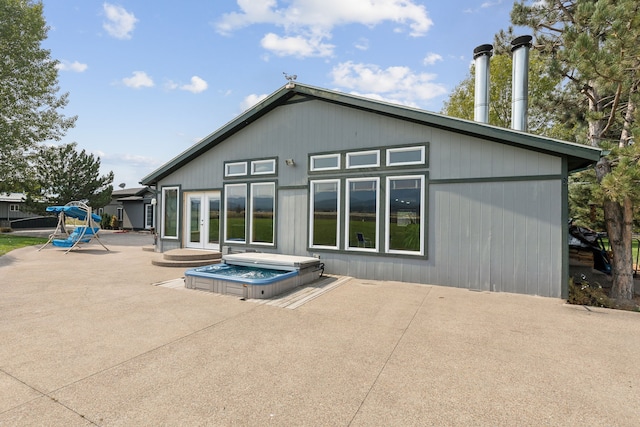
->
left=184, top=253, right=324, bottom=299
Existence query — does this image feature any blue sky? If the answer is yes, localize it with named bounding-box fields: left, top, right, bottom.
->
left=42, top=0, right=518, bottom=188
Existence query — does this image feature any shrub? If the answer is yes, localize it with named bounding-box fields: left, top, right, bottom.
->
left=568, top=276, right=613, bottom=308
left=110, top=215, right=119, bottom=229
left=100, top=213, right=112, bottom=229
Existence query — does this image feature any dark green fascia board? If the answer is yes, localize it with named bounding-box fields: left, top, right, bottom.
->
left=141, top=82, right=601, bottom=185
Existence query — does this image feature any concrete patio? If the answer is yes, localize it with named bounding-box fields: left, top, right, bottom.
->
left=1, top=231, right=639, bottom=426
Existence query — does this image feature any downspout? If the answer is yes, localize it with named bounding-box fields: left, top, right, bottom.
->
left=473, top=44, right=493, bottom=123
left=510, top=35, right=533, bottom=131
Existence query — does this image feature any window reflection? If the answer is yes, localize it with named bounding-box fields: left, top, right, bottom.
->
left=388, top=177, right=422, bottom=252
left=311, top=181, right=339, bottom=247
left=347, top=179, right=378, bottom=249
left=251, top=183, right=275, bottom=244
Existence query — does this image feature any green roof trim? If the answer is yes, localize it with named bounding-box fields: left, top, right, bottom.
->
left=140, top=83, right=601, bottom=185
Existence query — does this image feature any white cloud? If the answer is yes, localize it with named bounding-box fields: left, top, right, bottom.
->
left=56, top=60, right=88, bottom=72
left=330, top=61, right=447, bottom=106
left=216, top=0, right=433, bottom=57
left=180, top=76, right=209, bottom=93
left=261, top=33, right=334, bottom=57
left=164, top=80, right=179, bottom=90
left=122, top=71, right=154, bottom=89
left=354, top=37, right=370, bottom=51
left=339, top=91, right=420, bottom=108
left=481, top=0, right=504, bottom=8
left=240, top=93, right=268, bottom=111
left=422, top=52, right=443, bottom=66
left=103, top=3, right=138, bottom=40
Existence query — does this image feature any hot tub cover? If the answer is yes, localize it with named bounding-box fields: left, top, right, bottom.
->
left=223, top=253, right=321, bottom=270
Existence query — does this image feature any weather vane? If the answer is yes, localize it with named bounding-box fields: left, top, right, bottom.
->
left=283, top=72, right=297, bottom=88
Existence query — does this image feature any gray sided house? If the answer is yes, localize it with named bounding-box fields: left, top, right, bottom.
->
left=104, top=187, right=155, bottom=230
left=0, top=193, right=27, bottom=222
left=0, top=193, right=41, bottom=227
left=141, top=83, right=600, bottom=298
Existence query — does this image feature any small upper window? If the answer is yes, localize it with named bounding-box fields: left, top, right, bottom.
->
left=310, top=154, right=340, bottom=171
left=251, top=159, right=276, bottom=175
left=225, top=162, right=247, bottom=177
left=346, top=150, right=379, bottom=169
left=387, top=146, right=425, bottom=166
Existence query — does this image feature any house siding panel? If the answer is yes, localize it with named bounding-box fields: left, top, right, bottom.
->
left=155, top=96, right=569, bottom=297
left=429, top=129, right=562, bottom=180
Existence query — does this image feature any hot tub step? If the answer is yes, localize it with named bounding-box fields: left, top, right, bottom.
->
left=152, top=258, right=222, bottom=268
left=163, top=249, right=222, bottom=261
left=152, top=249, right=223, bottom=268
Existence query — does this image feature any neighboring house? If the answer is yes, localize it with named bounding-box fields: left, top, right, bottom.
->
left=141, top=83, right=601, bottom=298
left=103, top=187, right=155, bottom=230
left=0, top=193, right=39, bottom=226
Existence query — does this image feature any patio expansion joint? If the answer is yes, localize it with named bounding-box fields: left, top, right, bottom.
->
left=0, top=367, right=99, bottom=425
left=3, top=304, right=263, bottom=424
left=346, top=285, right=433, bottom=426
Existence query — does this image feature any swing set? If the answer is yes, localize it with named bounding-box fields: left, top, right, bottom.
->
left=38, top=201, right=109, bottom=253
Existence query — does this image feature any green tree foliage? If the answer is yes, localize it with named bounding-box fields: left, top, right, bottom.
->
left=511, top=0, right=640, bottom=301
left=0, top=0, right=76, bottom=192
left=25, top=143, right=114, bottom=214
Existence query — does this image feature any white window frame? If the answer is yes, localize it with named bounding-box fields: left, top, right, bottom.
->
left=310, top=154, right=340, bottom=171
left=225, top=162, right=248, bottom=177
left=161, top=186, right=179, bottom=239
left=249, top=182, right=276, bottom=246
left=345, top=177, right=379, bottom=252
left=309, top=179, right=341, bottom=250
left=385, top=175, right=425, bottom=256
left=346, top=150, right=380, bottom=169
left=251, top=159, right=276, bottom=175
left=224, top=183, right=247, bottom=244
left=9, top=204, right=20, bottom=212
left=386, top=146, right=426, bottom=166
left=144, top=203, right=154, bottom=229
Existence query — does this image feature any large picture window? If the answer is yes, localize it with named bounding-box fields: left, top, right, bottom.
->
left=250, top=182, right=275, bottom=245
left=162, top=186, right=179, bottom=238
left=386, top=176, right=424, bottom=255
left=310, top=180, right=340, bottom=249
left=346, top=178, right=379, bottom=251
left=308, top=145, right=428, bottom=256
left=224, top=184, right=247, bottom=243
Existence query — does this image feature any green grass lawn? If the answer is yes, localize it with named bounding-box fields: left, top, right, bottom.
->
left=0, top=234, right=48, bottom=256
left=601, top=237, right=640, bottom=266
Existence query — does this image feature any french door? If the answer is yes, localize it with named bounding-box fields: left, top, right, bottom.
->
left=185, top=191, right=220, bottom=250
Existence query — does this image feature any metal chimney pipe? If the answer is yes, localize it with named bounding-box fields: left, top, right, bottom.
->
left=510, top=35, right=533, bottom=131
left=473, top=44, right=493, bottom=123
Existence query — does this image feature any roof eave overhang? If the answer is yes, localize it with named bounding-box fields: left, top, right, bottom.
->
left=293, top=85, right=601, bottom=171
left=140, top=83, right=601, bottom=184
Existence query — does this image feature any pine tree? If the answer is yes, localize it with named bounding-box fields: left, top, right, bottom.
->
left=26, top=143, right=114, bottom=213
left=511, top=0, right=640, bottom=302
